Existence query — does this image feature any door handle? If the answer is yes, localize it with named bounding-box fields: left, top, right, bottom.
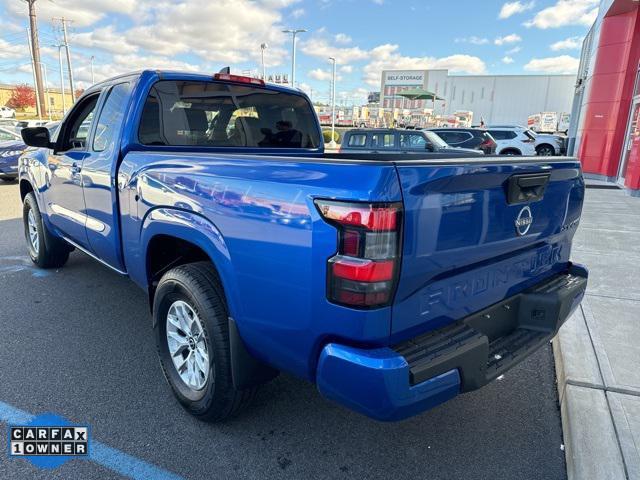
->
left=71, top=163, right=82, bottom=174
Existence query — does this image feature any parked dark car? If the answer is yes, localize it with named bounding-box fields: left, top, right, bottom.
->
left=0, top=126, right=27, bottom=182
left=429, top=128, right=497, bottom=154
left=340, top=128, right=483, bottom=155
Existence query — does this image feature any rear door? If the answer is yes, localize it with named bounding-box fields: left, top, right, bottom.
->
left=390, top=158, right=584, bottom=336
left=81, top=82, right=133, bottom=272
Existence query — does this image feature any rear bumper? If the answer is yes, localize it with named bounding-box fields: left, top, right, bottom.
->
left=316, top=263, right=587, bottom=421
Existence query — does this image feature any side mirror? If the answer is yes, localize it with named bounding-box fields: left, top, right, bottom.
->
left=21, top=127, right=53, bottom=149
left=425, top=143, right=435, bottom=152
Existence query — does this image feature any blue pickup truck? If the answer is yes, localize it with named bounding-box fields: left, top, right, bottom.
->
left=18, top=70, right=587, bottom=422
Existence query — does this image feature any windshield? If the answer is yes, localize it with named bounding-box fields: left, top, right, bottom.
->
left=423, top=130, right=449, bottom=148
left=139, top=80, right=320, bottom=149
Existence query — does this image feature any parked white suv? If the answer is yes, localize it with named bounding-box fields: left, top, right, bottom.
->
left=0, top=106, right=16, bottom=119
left=485, top=126, right=537, bottom=156
left=488, top=124, right=565, bottom=156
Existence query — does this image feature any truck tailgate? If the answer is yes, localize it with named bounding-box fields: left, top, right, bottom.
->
left=391, top=158, right=584, bottom=336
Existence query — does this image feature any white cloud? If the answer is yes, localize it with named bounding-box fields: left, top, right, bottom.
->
left=524, top=55, right=579, bottom=73
left=499, top=1, right=535, bottom=19
left=455, top=36, right=490, bottom=45
left=300, top=37, right=369, bottom=64
left=550, top=36, right=583, bottom=51
left=506, top=46, right=522, bottom=54
left=0, top=38, right=27, bottom=60
left=495, top=34, right=522, bottom=45
left=525, top=0, right=598, bottom=29
left=73, top=26, right=138, bottom=54
left=123, top=0, right=289, bottom=66
left=372, top=0, right=384, bottom=4
left=4, top=0, right=137, bottom=28
left=260, top=0, right=301, bottom=7
left=502, top=56, right=515, bottom=64
left=308, top=68, right=333, bottom=81
left=362, top=44, right=486, bottom=86
left=334, top=33, right=352, bottom=45
left=291, top=8, right=305, bottom=18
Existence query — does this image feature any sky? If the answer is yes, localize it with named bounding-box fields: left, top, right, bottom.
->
left=0, top=0, right=597, bottom=104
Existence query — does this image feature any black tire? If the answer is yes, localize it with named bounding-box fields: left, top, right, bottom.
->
left=1, top=177, right=17, bottom=183
left=536, top=144, right=555, bottom=156
left=23, top=192, right=70, bottom=268
left=153, top=262, right=256, bottom=422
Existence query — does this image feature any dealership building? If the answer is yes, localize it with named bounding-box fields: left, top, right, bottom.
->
left=567, top=0, right=640, bottom=196
left=380, top=70, right=576, bottom=125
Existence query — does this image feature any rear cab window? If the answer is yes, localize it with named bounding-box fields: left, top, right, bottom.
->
left=371, top=132, right=396, bottom=149
left=347, top=133, right=368, bottom=147
left=138, top=80, right=321, bottom=149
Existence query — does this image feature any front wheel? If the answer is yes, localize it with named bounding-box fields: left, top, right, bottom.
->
left=153, top=262, right=256, bottom=421
left=23, top=192, right=70, bottom=268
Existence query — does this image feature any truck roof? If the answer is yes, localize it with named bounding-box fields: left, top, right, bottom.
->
left=90, top=69, right=303, bottom=96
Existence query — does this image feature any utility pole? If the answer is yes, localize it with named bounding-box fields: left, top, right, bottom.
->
left=55, top=17, right=75, bottom=102
left=90, top=55, right=95, bottom=84
left=329, top=56, right=337, bottom=147
left=26, top=27, right=42, bottom=120
left=282, top=29, right=306, bottom=88
left=54, top=44, right=66, bottom=115
left=26, top=1, right=46, bottom=118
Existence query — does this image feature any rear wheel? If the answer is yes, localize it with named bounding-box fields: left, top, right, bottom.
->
left=536, top=144, right=555, bottom=156
left=153, top=262, right=256, bottom=421
left=23, top=192, right=70, bottom=268
left=1, top=177, right=17, bottom=183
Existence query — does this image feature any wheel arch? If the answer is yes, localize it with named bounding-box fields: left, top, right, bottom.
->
left=139, top=208, right=243, bottom=321
left=141, top=208, right=276, bottom=390
left=19, top=178, right=34, bottom=202
left=499, top=148, right=521, bottom=155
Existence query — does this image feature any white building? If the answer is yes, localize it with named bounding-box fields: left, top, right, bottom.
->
left=380, top=69, right=576, bottom=125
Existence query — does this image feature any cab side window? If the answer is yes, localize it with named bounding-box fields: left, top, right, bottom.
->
left=93, top=83, right=132, bottom=152
left=400, top=133, right=426, bottom=149
left=57, top=94, right=100, bottom=152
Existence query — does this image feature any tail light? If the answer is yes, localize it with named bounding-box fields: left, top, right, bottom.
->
left=479, top=138, right=496, bottom=149
left=315, top=199, right=402, bottom=308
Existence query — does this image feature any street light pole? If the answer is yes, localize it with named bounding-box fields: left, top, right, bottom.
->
left=38, top=62, right=51, bottom=121
left=329, top=56, right=336, bottom=147
left=282, top=29, right=306, bottom=87
left=260, top=43, right=267, bottom=80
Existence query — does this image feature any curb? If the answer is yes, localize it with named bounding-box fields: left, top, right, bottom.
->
left=552, top=303, right=629, bottom=480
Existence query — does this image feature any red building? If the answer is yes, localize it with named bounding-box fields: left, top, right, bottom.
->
left=570, top=0, right=640, bottom=196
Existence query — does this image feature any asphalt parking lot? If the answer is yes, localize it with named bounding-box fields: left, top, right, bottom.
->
left=0, top=180, right=567, bottom=480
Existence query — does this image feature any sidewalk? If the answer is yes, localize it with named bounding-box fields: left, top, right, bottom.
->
left=554, top=187, right=640, bottom=480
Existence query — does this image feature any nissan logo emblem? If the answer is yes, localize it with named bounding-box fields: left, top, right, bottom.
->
left=515, top=206, right=533, bottom=236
